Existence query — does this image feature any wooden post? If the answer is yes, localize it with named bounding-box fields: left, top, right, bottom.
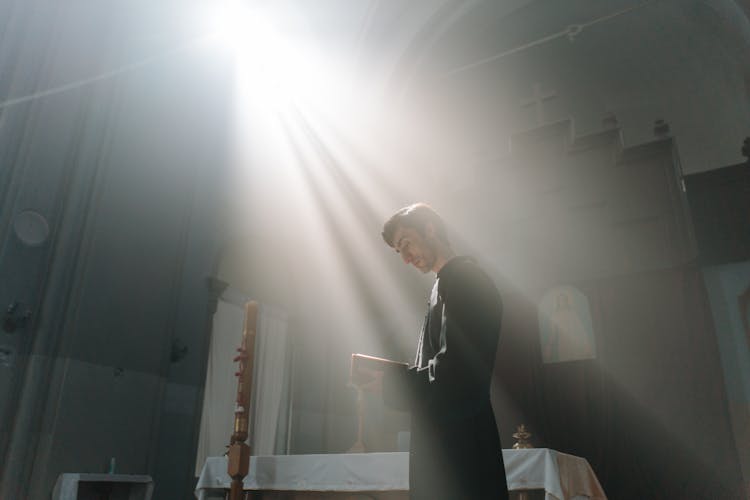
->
left=227, top=301, right=258, bottom=500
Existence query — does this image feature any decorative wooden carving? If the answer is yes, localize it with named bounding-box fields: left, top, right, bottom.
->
left=227, top=301, right=258, bottom=500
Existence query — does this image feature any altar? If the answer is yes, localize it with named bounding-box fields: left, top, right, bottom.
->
left=195, top=448, right=606, bottom=500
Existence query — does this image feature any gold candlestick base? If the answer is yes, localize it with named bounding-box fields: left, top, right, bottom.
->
left=512, top=424, right=534, bottom=449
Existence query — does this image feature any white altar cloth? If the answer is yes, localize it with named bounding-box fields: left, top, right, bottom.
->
left=195, top=449, right=606, bottom=500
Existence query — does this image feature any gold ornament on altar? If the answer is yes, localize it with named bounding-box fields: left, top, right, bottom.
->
left=512, top=424, right=534, bottom=449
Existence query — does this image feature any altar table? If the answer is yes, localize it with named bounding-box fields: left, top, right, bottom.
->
left=195, top=449, right=606, bottom=500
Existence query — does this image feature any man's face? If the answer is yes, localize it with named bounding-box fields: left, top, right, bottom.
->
left=391, top=225, right=437, bottom=274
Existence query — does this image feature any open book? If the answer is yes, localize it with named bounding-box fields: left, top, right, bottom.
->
left=350, top=353, right=409, bottom=387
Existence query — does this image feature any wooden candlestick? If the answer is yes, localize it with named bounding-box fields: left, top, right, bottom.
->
left=227, top=301, right=258, bottom=500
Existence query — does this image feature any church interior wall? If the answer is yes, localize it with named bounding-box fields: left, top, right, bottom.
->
left=0, top=2, right=233, bottom=497
left=685, top=162, right=750, bottom=265
left=403, top=0, right=750, bottom=176
left=702, top=261, right=750, bottom=490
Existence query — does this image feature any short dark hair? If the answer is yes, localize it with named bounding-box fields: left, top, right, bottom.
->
left=381, top=203, right=449, bottom=247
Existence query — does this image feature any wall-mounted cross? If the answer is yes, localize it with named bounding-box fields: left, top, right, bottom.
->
left=520, top=83, right=557, bottom=126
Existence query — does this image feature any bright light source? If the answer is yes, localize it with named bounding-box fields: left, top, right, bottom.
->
left=211, top=0, right=254, bottom=49
left=207, top=1, right=284, bottom=63
left=196, top=0, right=353, bottom=113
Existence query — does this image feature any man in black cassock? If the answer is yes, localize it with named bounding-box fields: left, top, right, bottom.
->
left=380, top=203, right=509, bottom=500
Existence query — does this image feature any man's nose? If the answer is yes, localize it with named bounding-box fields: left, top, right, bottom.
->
left=401, top=252, right=412, bottom=264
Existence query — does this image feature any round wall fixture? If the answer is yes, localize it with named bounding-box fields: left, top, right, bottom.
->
left=13, top=210, right=50, bottom=247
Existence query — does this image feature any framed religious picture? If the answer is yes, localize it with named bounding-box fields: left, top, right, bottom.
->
left=538, top=286, right=596, bottom=364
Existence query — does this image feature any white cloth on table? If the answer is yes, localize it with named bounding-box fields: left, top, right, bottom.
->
left=196, top=452, right=408, bottom=496
left=195, top=449, right=606, bottom=500
left=504, top=448, right=607, bottom=500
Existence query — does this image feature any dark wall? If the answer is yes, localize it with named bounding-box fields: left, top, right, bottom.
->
left=447, top=119, right=697, bottom=285
left=0, top=2, right=232, bottom=498
left=685, top=160, right=750, bottom=266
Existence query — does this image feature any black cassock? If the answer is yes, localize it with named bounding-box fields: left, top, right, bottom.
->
left=384, top=256, right=509, bottom=500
